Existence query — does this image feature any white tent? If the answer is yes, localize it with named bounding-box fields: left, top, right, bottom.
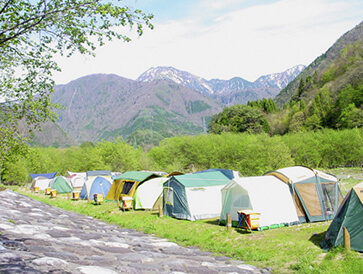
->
left=30, top=176, right=52, bottom=191
left=134, top=177, right=169, bottom=210
left=220, top=175, right=299, bottom=229
left=67, top=172, right=86, bottom=189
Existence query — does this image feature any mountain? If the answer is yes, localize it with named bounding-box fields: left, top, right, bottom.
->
left=268, top=21, right=363, bottom=134
left=45, top=74, right=223, bottom=147
left=137, top=66, right=214, bottom=95
left=275, top=21, right=363, bottom=107
left=29, top=64, right=305, bottom=147
left=255, top=65, right=306, bottom=89
left=137, top=65, right=305, bottom=105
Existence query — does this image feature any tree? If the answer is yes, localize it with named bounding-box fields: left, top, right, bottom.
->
left=0, top=0, right=153, bottom=180
left=208, top=105, right=270, bottom=134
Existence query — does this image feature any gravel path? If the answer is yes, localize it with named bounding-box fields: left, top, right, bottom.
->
left=0, top=189, right=270, bottom=273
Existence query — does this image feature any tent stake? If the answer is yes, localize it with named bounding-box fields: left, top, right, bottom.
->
left=226, top=214, right=232, bottom=232
left=343, top=227, right=350, bottom=250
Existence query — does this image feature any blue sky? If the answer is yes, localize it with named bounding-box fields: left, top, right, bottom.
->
left=53, top=0, right=363, bottom=84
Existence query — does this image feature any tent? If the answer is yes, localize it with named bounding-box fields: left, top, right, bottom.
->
left=80, top=176, right=112, bottom=200
left=86, top=170, right=112, bottom=178
left=67, top=171, right=86, bottom=189
left=195, top=169, right=241, bottom=180
left=48, top=176, right=73, bottom=194
left=265, top=166, right=343, bottom=223
left=106, top=171, right=159, bottom=201
left=30, top=176, right=53, bottom=191
left=134, top=177, right=169, bottom=210
left=321, top=182, right=363, bottom=252
left=163, top=171, right=231, bottom=221
left=29, top=172, right=57, bottom=180
left=220, top=176, right=299, bottom=228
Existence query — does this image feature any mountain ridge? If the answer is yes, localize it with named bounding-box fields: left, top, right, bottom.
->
left=31, top=65, right=305, bottom=147
left=137, top=65, right=305, bottom=104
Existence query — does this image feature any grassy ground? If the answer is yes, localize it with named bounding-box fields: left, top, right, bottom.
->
left=5, top=167, right=363, bottom=273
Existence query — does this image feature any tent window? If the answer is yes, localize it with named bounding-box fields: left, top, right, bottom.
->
left=164, top=187, right=174, bottom=206
left=233, top=194, right=251, bottom=210
left=321, top=183, right=337, bottom=216
left=122, top=181, right=135, bottom=195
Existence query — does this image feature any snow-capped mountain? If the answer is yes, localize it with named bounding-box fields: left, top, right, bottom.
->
left=137, top=66, right=213, bottom=95
left=255, top=65, right=306, bottom=89
left=137, top=65, right=305, bottom=94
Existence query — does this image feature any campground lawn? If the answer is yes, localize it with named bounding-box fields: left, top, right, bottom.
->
left=7, top=167, right=363, bottom=273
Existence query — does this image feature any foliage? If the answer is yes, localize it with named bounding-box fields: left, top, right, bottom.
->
left=1, top=128, right=362, bottom=183
left=247, top=98, right=277, bottom=113
left=0, top=0, right=153, bottom=181
left=208, top=105, right=270, bottom=134
left=276, top=40, right=363, bottom=133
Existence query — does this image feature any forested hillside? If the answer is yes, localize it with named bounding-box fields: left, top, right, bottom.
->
left=209, top=22, right=362, bottom=135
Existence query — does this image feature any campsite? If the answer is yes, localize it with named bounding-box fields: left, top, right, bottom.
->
left=6, top=166, right=362, bottom=273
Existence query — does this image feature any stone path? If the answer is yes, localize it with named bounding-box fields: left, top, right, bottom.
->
left=0, top=189, right=270, bottom=273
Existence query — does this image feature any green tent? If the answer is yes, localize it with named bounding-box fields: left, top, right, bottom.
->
left=321, top=181, right=363, bottom=252
left=163, top=171, right=231, bottom=221
left=48, top=176, right=73, bottom=194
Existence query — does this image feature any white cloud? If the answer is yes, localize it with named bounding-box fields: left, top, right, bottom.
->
left=53, top=0, right=362, bottom=84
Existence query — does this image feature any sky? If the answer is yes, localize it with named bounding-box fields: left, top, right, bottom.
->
left=52, top=0, right=363, bottom=85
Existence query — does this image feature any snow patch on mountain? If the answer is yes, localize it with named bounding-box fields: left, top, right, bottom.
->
left=137, top=65, right=306, bottom=96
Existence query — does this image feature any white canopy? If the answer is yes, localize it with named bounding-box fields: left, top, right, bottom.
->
left=221, top=175, right=299, bottom=228
left=134, top=177, right=169, bottom=210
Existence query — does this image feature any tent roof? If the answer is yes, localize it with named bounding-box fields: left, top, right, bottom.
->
left=171, top=171, right=231, bottom=187
left=194, top=169, right=240, bottom=180
left=67, top=171, right=86, bottom=178
left=113, top=171, right=158, bottom=182
left=265, top=166, right=337, bottom=183
left=29, top=172, right=57, bottom=180
left=86, top=170, right=112, bottom=177
left=223, top=175, right=283, bottom=191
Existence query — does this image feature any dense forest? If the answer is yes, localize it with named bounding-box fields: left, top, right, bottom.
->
left=2, top=128, right=362, bottom=183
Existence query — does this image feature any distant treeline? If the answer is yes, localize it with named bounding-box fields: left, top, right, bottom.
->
left=2, top=128, right=362, bottom=184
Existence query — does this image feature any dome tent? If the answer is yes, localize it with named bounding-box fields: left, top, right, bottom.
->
left=48, top=176, right=73, bottom=194
left=80, top=176, right=112, bottom=200
left=265, top=166, right=343, bottom=223
left=134, top=177, right=169, bottom=210
left=29, top=172, right=57, bottom=191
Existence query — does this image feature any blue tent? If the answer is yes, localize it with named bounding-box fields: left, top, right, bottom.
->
left=29, top=172, right=57, bottom=180
left=80, top=176, right=112, bottom=200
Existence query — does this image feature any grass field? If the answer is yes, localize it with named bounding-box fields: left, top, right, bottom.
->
left=5, top=167, right=363, bottom=273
